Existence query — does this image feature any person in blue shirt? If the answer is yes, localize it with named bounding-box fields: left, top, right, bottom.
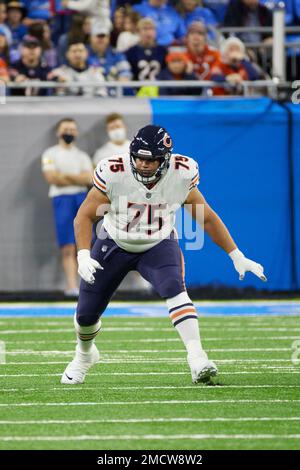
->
left=203, top=0, right=230, bottom=24
left=126, top=17, right=166, bottom=81
left=294, top=0, right=300, bottom=24
left=177, top=0, right=218, bottom=41
left=88, top=23, right=132, bottom=80
left=6, top=2, right=27, bottom=50
left=23, top=0, right=53, bottom=22
left=178, top=0, right=218, bottom=28
left=133, top=0, right=186, bottom=46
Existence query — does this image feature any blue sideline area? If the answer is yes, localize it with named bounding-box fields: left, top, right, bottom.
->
left=0, top=301, right=300, bottom=317
left=150, top=98, right=300, bottom=291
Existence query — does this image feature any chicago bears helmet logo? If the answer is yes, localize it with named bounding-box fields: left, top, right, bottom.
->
left=163, top=133, right=172, bottom=148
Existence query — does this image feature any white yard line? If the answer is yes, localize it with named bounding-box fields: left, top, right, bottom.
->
left=1, top=385, right=300, bottom=393
left=2, top=327, right=300, bottom=334
left=3, top=347, right=292, bottom=355
left=0, top=359, right=295, bottom=365
left=0, top=417, right=300, bottom=425
left=1, top=399, right=300, bottom=408
left=1, top=370, right=300, bottom=377
left=3, top=336, right=300, bottom=344
left=1, top=434, right=300, bottom=441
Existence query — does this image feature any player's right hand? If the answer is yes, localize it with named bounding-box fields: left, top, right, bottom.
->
left=77, top=249, right=103, bottom=284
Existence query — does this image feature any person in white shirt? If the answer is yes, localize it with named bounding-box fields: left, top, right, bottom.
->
left=51, top=41, right=106, bottom=97
left=62, top=0, right=111, bottom=32
left=41, top=118, right=93, bottom=297
left=93, top=112, right=130, bottom=165
left=116, top=9, right=140, bottom=53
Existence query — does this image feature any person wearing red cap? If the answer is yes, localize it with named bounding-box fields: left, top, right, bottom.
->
left=158, top=50, right=200, bottom=96
left=185, top=20, right=220, bottom=80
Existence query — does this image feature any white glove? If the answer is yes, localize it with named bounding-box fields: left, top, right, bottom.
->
left=77, top=249, right=103, bottom=284
left=229, top=248, right=267, bottom=282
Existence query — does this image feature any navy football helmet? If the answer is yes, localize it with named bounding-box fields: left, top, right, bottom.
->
left=130, top=125, right=173, bottom=184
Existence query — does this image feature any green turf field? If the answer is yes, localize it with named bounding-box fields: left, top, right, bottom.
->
left=0, top=314, right=300, bottom=450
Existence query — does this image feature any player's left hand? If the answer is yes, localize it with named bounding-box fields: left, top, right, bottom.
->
left=229, top=248, right=267, bottom=282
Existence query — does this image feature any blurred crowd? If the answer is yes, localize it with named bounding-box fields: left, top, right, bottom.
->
left=0, top=0, right=299, bottom=97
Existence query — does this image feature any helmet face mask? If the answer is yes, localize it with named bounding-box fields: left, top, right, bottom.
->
left=130, top=125, right=173, bottom=185
left=131, top=152, right=171, bottom=184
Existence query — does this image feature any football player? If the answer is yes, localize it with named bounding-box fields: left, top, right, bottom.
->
left=61, top=125, right=266, bottom=385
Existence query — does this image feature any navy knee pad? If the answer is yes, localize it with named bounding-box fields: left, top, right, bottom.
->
left=76, top=291, right=107, bottom=326
left=158, top=279, right=185, bottom=299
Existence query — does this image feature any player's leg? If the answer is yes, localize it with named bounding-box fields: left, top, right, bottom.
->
left=61, top=232, right=138, bottom=384
left=52, top=194, right=79, bottom=295
left=137, top=234, right=217, bottom=383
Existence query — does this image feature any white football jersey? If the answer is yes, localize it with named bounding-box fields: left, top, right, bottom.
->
left=93, top=153, right=199, bottom=253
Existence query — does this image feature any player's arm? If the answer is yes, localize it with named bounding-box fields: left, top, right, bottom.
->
left=74, top=187, right=111, bottom=284
left=184, top=188, right=267, bottom=282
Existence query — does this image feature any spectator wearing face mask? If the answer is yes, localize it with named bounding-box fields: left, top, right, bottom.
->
left=41, top=117, right=93, bottom=297
left=210, top=36, right=262, bottom=95
left=93, top=112, right=130, bottom=165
